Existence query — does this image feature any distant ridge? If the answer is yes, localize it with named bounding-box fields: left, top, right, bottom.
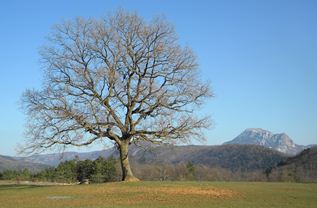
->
left=2, top=128, right=314, bottom=172
left=16, top=148, right=116, bottom=167
left=0, top=155, right=49, bottom=172
left=224, top=128, right=311, bottom=155
left=14, top=144, right=286, bottom=173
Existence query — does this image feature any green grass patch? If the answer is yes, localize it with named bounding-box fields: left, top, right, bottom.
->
left=0, top=181, right=316, bottom=208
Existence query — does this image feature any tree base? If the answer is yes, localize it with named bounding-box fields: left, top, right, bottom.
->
left=122, top=176, right=140, bottom=182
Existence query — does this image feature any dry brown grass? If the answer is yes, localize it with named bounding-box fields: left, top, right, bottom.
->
left=132, top=186, right=236, bottom=198
left=0, top=181, right=237, bottom=208
left=1, top=181, right=316, bottom=208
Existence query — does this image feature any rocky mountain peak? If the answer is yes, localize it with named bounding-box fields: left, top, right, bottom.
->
left=224, top=128, right=303, bottom=155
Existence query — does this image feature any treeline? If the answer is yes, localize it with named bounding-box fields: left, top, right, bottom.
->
left=0, top=157, right=117, bottom=183
left=0, top=160, right=270, bottom=183
left=131, top=162, right=269, bottom=181
left=1, top=149, right=315, bottom=183
left=267, top=147, right=317, bottom=182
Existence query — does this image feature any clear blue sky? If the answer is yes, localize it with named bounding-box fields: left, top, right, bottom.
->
left=0, top=0, right=316, bottom=156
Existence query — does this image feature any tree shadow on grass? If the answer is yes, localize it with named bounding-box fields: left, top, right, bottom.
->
left=0, top=184, right=46, bottom=191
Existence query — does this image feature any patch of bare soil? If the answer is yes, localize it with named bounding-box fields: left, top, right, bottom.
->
left=161, top=187, right=234, bottom=198
left=137, top=186, right=237, bottom=198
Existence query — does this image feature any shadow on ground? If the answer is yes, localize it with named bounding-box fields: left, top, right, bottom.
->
left=0, top=184, right=44, bottom=191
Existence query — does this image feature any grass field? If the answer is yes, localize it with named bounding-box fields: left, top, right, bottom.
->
left=0, top=181, right=316, bottom=208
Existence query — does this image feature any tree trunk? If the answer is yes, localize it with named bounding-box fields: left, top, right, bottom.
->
left=118, top=141, right=139, bottom=182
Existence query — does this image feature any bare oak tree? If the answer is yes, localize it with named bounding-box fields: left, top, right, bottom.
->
left=21, top=11, right=211, bottom=181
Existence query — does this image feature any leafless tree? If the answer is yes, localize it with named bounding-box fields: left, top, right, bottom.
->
left=21, top=11, right=212, bottom=181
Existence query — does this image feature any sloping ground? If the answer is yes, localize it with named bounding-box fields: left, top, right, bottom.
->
left=269, top=147, right=317, bottom=182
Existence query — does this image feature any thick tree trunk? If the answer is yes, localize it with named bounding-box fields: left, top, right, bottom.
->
left=119, top=141, right=140, bottom=182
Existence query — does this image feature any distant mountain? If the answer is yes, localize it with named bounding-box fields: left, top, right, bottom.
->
left=17, top=148, right=116, bottom=167
left=269, top=146, right=317, bottom=182
left=224, top=128, right=310, bottom=155
left=4, top=143, right=316, bottom=182
left=6, top=128, right=312, bottom=172
left=16, top=144, right=286, bottom=172
left=129, top=144, right=287, bottom=172
left=3, top=128, right=314, bottom=181
left=0, top=155, right=49, bottom=172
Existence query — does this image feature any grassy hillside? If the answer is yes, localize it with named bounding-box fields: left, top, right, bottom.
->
left=0, top=182, right=316, bottom=208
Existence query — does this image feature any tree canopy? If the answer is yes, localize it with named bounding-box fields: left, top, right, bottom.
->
left=21, top=10, right=212, bottom=181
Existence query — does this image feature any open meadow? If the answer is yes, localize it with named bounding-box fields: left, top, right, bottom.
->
left=0, top=181, right=316, bottom=208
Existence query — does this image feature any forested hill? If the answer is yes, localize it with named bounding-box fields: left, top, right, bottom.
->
left=269, top=146, right=317, bottom=182
left=17, top=144, right=287, bottom=172
left=129, top=144, right=287, bottom=172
